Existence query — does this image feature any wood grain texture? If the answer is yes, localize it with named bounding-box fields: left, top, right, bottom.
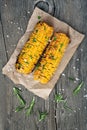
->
left=54, top=0, right=87, bottom=130
left=0, top=21, right=7, bottom=130
left=0, top=0, right=87, bottom=130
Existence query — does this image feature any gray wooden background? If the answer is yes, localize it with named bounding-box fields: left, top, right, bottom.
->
left=0, top=0, right=87, bottom=130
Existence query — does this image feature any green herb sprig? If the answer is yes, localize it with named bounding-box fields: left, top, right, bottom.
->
left=55, top=93, right=65, bottom=103
left=39, top=111, right=48, bottom=122
left=15, top=105, right=25, bottom=112
left=73, top=81, right=84, bottom=95
left=16, top=93, right=26, bottom=105
left=13, top=87, right=26, bottom=112
left=13, top=87, right=26, bottom=105
left=26, top=97, right=35, bottom=116
left=55, top=93, right=73, bottom=112
left=13, top=87, right=22, bottom=95
left=63, top=101, right=73, bottom=112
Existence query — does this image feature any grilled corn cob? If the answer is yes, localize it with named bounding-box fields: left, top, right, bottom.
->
left=34, top=33, right=70, bottom=84
left=15, top=22, right=53, bottom=74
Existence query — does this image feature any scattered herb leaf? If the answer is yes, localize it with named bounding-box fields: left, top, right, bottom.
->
left=60, top=43, right=63, bottom=48
left=29, top=55, right=33, bottom=59
left=38, top=16, right=41, bottom=19
left=53, top=36, right=57, bottom=41
left=45, top=36, right=47, bottom=39
left=59, top=43, right=64, bottom=52
left=24, top=61, right=29, bottom=64
left=55, top=94, right=65, bottom=103
left=49, top=53, right=56, bottom=60
left=26, top=97, right=35, bottom=116
left=33, top=38, right=37, bottom=42
left=45, top=36, right=49, bottom=42
left=59, top=48, right=61, bottom=52
left=42, top=63, right=47, bottom=70
left=42, top=64, right=45, bottom=70
left=39, top=111, right=48, bottom=122
left=27, top=44, right=31, bottom=48
left=35, top=63, right=41, bottom=70
left=35, top=29, right=38, bottom=33
left=44, top=26, right=46, bottom=30
left=21, top=52, right=25, bottom=56
left=73, top=81, right=84, bottom=95
left=18, top=63, right=22, bottom=69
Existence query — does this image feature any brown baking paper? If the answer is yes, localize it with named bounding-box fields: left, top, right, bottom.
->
left=2, top=7, right=85, bottom=99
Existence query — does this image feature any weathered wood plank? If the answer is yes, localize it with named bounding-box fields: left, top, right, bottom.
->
left=0, top=0, right=49, bottom=130
left=45, top=89, right=57, bottom=130
left=54, top=0, right=87, bottom=130
left=0, top=21, right=7, bottom=130
left=1, top=0, right=35, bottom=129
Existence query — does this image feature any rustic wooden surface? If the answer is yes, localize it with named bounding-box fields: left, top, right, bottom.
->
left=0, top=0, right=87, bottom=130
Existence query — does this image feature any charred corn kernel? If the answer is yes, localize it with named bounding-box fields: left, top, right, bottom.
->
left=15, top=22, right=54, bottom=74
left=34, top=33, right=70, bottom=84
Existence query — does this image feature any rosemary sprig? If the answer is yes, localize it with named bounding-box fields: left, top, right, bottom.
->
left=55, top=93, right=73, bottom=112
left=39, top=111, right=48, bottom=122
left=26, top=97, right=35, bottom=116
left=15, top=105, right=25, bottom=112
left=17, top=93, right=26, bottom=106
left=13, top=87, right=26, bottom=106
left=63, top=101, right=73, bottom=112
left=73, top=81, right=84, bottom=95
left=55, top=93, right=65, bottom=103
left=13, top=87, right=22, bottom=95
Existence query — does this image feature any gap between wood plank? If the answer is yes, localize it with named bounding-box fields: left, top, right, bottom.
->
left=0, top=15, right=9, bottom=61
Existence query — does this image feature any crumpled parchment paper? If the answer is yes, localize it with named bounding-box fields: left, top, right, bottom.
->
left=2, top=7, right=85, bottom=99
